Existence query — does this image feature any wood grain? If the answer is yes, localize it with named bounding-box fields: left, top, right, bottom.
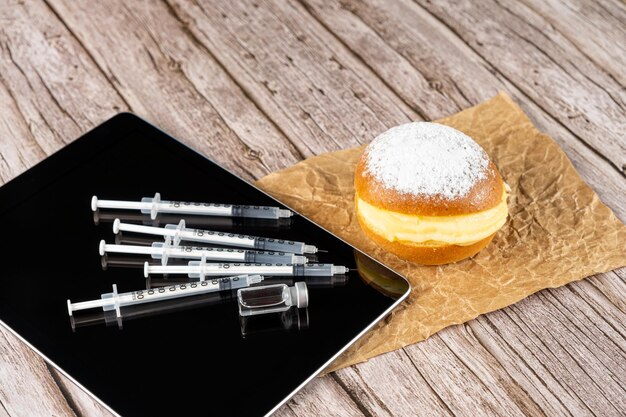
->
left=415, top=0, right=626, bottom=174
left=334, top=350, right=454, bottom=417
left=0, top=0, right=624, bottom=416
left=469, top=280, right=626, bottom=416
left=273, top=376, right=366, bottom=417
left=165, top=0, right=418, bottom=154
left=589, top=269, right=626, bottom=313
left=0, top=327, right=74, bottom=417
left=46, top=0, right=303, bottom=181
left=0, top=0, right=125, bottom=181
left=47, top=367, right=114, bottom=417
left=518, top=0, right=626, bottom=87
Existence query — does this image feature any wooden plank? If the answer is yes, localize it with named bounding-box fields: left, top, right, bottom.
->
left=46, top=0, right=303, bottom=181
left=48, top=367, right=115, bottom=417
left=517, top=0, right=626, bottom=86
left=273, top=376, right=366, bottom=417
left=404, top=333, right=535, bottom=417
left=0, top=81, right=47, bottom=183
left=334, top=350, right=453, bottom=417
left=165, top=0, right=418, bottom=156
left=300, top=0, right=626, bottom=221
left=588, top=269, right=626, bottom=313
left=0, top=0, right=125, bottom=181
left=0, top=0, right=126, bottom=150
left=414, top=0, right=626, bottom=173
left=469, top=276, right=626, bottom=416
left=0, top=326, right=75, bottom=417
left=575, top=270, right=626, bottom=326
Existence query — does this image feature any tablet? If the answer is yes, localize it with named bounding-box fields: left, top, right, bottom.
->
left=0, top=114, right=410, bottom=417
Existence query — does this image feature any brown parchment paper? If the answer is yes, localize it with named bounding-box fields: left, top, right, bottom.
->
left=255, top=92, right=626, bottom=372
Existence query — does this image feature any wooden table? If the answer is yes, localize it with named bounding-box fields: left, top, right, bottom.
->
left=1, top=1, right=624, bottom=415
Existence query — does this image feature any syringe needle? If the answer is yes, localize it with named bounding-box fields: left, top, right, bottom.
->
left=92, top=193, right=293, bottom=220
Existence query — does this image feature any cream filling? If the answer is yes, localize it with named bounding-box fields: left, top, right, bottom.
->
left=357, top=191, right=508, bottom=246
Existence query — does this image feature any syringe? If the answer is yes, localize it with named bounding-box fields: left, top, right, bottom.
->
left=92, top=193, right=293, bottom=220
left=113, top=219, right=318, bottom=255
left=144, top=261, right=349, bottom=280
left=67, top=274, right=264, bottom=317
left=99, top=239, right=308, bottom=265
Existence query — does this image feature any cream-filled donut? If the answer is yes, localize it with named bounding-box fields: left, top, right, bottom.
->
left=354, top=122, right=508, bottom=265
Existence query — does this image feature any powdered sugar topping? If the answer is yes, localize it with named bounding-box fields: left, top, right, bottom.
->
left=364, top=122, right=489, bottom=199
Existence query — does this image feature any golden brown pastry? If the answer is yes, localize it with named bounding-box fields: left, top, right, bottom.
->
left=354, top=122, right=509, bottom=265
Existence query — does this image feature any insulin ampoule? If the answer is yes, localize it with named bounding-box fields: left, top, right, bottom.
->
left=238, top=282, right=308, bottom=317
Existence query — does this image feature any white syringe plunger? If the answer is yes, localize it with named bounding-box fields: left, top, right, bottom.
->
left=67, top=284, right=121, bottom=317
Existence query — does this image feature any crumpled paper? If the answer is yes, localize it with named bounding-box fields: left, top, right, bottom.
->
left=255, top=92, right=626, bottom=372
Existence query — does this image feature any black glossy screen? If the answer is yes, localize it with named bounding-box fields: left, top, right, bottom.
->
left=0, top=114, right=409, bottom=417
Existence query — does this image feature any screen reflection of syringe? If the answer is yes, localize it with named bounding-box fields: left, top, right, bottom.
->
left=99, top=239, right=308, bottom=265
left=67, top=274, right=263, bottom=318
left=113, top=219, right=317, bottom=255
left=92, top=193, right=293, bottom=220
left=144, top=261, right=348, bottom=279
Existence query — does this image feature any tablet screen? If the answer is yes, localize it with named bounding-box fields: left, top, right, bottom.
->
left=0, top=114, right=409, bottom=417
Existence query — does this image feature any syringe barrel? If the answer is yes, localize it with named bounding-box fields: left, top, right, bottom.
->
left=253, top=238, right=306, bottom=254
left=108, top=275, right=261, bottom=309
left=151, top=244, right=304, bottom=264
left=138, top=199, right=292, bottom=219
left=184, top=263, right=296, bottom=278
left=183, top=228, right=313, bottom=255
left=116, top=281, right=221, bottom=308
left=289, top=264, right=347, bottom=276
left=181, top=228, right=257, bottom=249
left=144, top=200, right=232, bottom=217
left=153, top=244, right=248, bottom=262
left=231, top=205, right=282, bottom=219
left=244, top=251, right=304, bottom=264
left=298, top=264, right=345, bottom=276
